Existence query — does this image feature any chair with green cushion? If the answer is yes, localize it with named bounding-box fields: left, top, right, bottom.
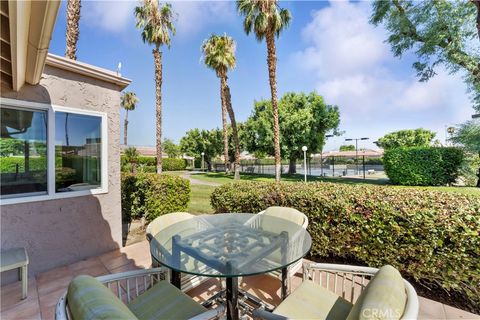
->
left=146, top=212, right=209, bottom=292
left=253, top=264, right=419, bottom=320
left=248, top=206, right=309, bottom=296
left=55, top=268, right=224, bottom=320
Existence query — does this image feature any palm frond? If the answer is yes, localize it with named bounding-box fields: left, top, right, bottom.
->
left=134, top=0, right=176, bottom=48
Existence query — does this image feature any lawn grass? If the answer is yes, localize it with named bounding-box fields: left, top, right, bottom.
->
left=187, top=184, right=216, bottom=214
left=190, top=172, right=479, bottom=195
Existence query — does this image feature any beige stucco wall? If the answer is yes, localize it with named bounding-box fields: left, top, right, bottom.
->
left=1, top=64, right=124, bottom=280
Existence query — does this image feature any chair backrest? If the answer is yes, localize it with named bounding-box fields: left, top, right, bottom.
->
left=260, top=206, right=308, bottom=229
left=146, top=212, right=194, bottom=241
left=67, top=275, right=139, bottom=320
left=346, top=265, right=407, bottom=320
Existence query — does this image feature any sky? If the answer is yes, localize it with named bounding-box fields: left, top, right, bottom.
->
left=48, top=0, right=475, bottom=151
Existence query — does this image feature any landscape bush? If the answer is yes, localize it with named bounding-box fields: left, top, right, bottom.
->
left=121, top=156, right=186, bottom=172
left=121, top=173, right=190, bottom=222
left=211, top=181, right=480, bottom=308
left=384, top=147, right=464, bottom=186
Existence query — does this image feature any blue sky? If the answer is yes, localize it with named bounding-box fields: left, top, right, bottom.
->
left=48, top=0, right=474, bottom=151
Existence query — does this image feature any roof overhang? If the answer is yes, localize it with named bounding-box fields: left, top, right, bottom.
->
left=45, top=54, right=132, bottom=90
left=2, top=0, right=60, bottom=91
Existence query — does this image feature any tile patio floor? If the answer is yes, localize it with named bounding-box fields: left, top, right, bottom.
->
left=1, top=240, right=478, bottom=320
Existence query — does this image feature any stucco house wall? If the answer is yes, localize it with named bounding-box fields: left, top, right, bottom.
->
left=1, top=58, right=127, bottom=280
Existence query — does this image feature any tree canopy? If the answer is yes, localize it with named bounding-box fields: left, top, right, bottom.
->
left=339, top=145, right=356, bottom=152
left=134, top=0, right=176, bottom=49
left=243, top=92, right=340, bottom=163
left=450, top=121, right=480, bottom=154
left=376, top=128, right=436, bottom=150
left=179, top=128, right=223, bottom=164
left=163, top=138, right=181, bottom=158
left=370, top=0, right=480, bottom=110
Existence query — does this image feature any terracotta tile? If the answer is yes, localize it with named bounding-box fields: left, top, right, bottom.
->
left=40, top=304, right=56, bottom=320
left=241, top=275, right=282, bottom=307
left=68, top=256, right=103, bottom=272
left=0, top=297, right=41, bottom=320
left=36, top=273, right=72, bottom=296
left=1, top=277, right=38, bottom=311
left=443, top=304, right=480, bottom=319
left=109, top=261, right=141, bottom=274
left=120, top=240, right=149, bottom=255
left=100, top=253, right=132, bottom=271
left=36, top=266, right=71, bottom=285
left=71, top=263, right=110, bottom=277
left=38, top=287, right=66, bottom=316
left=418, top=296, right=447, bottom=320
left=187, top=278, right=223, bottom=303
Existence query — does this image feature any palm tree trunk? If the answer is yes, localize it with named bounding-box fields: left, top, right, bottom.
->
left=153, top=48, right=163, bottom=173
left=219, top=77, right=230, bottom=173
left=65, top=0, right=81, bottom=60
left=222, top=76, right=241, bottom=180
left=124, top=110, right=129, bottom=146
left=265, top=31, right=281, bottom=182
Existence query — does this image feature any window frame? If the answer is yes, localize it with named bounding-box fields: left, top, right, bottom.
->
left=0, top=98, right=108, bottom=205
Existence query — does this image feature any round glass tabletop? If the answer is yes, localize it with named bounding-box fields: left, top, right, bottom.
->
left=150, top=213, right=312, bottom=277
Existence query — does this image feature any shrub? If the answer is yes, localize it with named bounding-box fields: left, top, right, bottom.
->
left=121, top=156, right=186, bottom=172
left=210, top=181, right=480, bottom=308
left=163, top=158, right=187, bottom=171
left=384, top=147, right=464, bottom=186
left=121, top=173, right=190, bottom=222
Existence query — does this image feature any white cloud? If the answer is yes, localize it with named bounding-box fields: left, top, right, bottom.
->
left=290, top=0, right=472, bottom=134
left=171, top=1, right=235, bottom=38
left=82, top=1, right=235, bottom=37
left=83, top=1, right=137, bottom=33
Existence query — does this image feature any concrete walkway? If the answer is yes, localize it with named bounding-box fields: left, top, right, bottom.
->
left=182, top=171, right=221, bottom=186
left=1, top=240, right=478, bottom=320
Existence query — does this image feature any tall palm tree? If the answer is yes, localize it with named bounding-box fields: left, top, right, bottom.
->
left=237, top=0, right=291, bottom=182
left=121, top=92, right=139, bottom=146
left=135, top=0, right=176, bottom=174
left=202, top=34, right=241, bottom=180
left=65, top=0, right=81, bottom=60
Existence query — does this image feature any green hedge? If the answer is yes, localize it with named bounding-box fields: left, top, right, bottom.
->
left=210, top=181, right=480, bottom=308
left=121, top=156, right=186, bottom=172
left=121, top=173, right=190, bottom=222
left=384, top=147, right=464, bottom=186
left=0, top=157, right=48, bottom=173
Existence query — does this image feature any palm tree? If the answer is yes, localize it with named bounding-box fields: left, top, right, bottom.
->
left=237, top=0, right=291, bottom=182
left=121, top=92, right=139, bottom=146
left=202, top=35, right=232, bottom=176
left=135, top=0, right=176, bottom=174
left=65, top=0, right=81, bottom=60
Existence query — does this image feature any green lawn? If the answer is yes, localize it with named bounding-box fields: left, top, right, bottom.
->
left=190, top=172, right=480, bottom=195
left=187, top=184, right=216, bottom=214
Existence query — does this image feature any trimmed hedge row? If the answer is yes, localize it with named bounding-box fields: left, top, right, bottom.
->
left=121, top=156, right=187, bottom=172
left=210, top=181, right=480, bottom=307
left=121, top=173, right=190, bottom=222
left=384, top=147, right=464, bottom=186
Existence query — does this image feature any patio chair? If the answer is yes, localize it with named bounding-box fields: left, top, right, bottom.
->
left=55, top=268, right=224, bottom=320
left=146, top=212, right=207, bottom=292
left=0, top=247, right=28, bottom=299
left=253, top=263, right=419, bottom=320
left=251, top=207, right=308, bottom=293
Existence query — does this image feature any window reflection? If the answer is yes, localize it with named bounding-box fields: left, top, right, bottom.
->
left=0, top=107, right=48, bottom=197
left=55, top=112, right=102, bottom=192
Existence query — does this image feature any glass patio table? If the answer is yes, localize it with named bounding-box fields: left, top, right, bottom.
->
left=149, top=213, right=312, bottom=320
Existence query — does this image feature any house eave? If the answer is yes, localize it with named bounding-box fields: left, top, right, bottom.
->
left=45, top=54, right=132, bottom=90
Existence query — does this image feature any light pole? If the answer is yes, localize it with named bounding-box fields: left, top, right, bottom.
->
left=201, top=152, right=205, bottom=171
left=473, top=114, right=480, bottom=119
left=302, top=146, right=308, bottom=182
left=345, top=137, right=369, bottom=175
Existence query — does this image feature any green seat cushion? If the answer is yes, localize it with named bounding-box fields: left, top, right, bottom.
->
left=274, top=280, right=353, bottom=320
left=67, top=275, right=138, bottom=320
left=346, top=265, right=406, bottom=320
left=128, top=280, right=207, bottom=320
